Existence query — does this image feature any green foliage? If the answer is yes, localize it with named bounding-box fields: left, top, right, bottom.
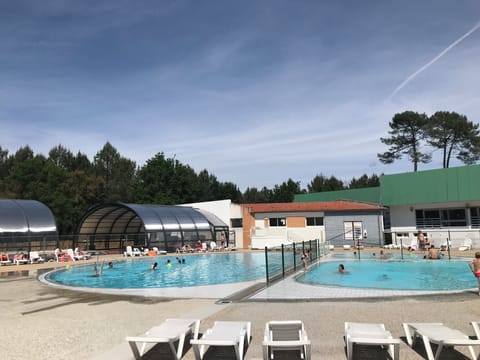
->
left=348, top=174, right=380, bottom=189
left=271, top=179, right=303, bottom=202
left=427, top=111, right=480, bottom=168
left=307, top=174, right=345, bottom=193
left=378, top=111, right=431, bottom=171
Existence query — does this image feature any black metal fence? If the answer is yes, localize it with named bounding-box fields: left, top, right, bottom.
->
left=264, top=239, right=329, bottom=283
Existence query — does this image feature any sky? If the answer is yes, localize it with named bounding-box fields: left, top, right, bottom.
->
left=1, top=0, right=480, bottom=191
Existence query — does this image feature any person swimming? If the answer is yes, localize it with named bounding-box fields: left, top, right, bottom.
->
left=167, top=259, right=172, bottom=267
left=338, top=264, right=346, bottom=273
left=151, top=262, right=158, bottom=270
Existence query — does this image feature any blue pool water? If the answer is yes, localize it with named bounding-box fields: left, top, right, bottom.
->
left=46, top=253, right=280, bottom=289
left=298, top=259, right=476, bottom=291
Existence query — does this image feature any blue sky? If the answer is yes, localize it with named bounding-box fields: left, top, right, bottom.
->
left=1, top=0, right=480, bottom=190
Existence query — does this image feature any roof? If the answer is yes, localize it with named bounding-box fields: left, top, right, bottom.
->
left=294, top=187, right=380, bottom=204
left=243, top=200, right=383, bottom=213
left=78, top=203, right=228, bottom=235
left=0, top=199, right=57, bottom=234
left=381, top=164, right=480, bottom=206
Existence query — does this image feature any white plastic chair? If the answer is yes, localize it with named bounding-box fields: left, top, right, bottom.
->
left=263, top=320, right=311, bottom=360
left=459, top=238, right=472, bottom=251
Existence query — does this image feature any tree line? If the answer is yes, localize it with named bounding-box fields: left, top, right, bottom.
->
left=0, top=142, right=379, bottom=235
left=3, top=109, right=476, bottom=235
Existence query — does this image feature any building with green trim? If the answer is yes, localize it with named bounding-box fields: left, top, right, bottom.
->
left=295, top=164, right=480, bottom=249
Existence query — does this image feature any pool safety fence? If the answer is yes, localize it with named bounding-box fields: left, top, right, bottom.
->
left=264, top=239, right=328, bottom=283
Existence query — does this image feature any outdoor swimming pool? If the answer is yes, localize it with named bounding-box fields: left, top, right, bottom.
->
left=45, top=252, right=280, bottom=289
left=297, top=259, right=476, bottom=291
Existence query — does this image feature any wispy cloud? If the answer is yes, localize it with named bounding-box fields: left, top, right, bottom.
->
left=388, top=21, right=480, bottom=100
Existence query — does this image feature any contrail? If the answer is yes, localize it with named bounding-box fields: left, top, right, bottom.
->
left=389, top=21, right=480, bottom=99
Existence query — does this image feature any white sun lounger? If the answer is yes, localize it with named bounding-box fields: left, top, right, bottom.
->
left=345, top=322, right=400, bottom=360
left=191, top=320, right=251, bottom=360
left=126, top=318, right=200, bottom=360
left=403, top=322, right=480, bottom=360
left=263, top=320, right=311, bottom=360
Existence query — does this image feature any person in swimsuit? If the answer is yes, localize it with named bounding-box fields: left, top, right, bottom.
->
left=469, top=251, right=480, bottom=296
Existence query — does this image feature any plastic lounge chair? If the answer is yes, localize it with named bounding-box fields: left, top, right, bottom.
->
left=127, top=318, right=200, bottom=360
left=343, top=244, right=351, bottom=250
left=263, top=320, right=311, bottom=360
left=191, top=320, right=251, bottom=360
left=459, top=238, right=473, bottom=251
left=126, top=318, right=197, bottom=358
left=0, top=254, right=12, bottom=266
left=345, top=322, right=400, bottom=360
left=13, top=254, right=29, bottom=265
left=124, top=246, right=134, bottom=257
left=65, top=249, right=77, bottom=262
left=133, top=247, right=142, bottom=256
left=402, top=322, right=480, bottom=360
left=29, top=251, right=45, bottom=264
left=74, top=248, right=91, bottom=260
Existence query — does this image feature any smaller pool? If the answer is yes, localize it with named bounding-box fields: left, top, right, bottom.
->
left=298, top=259, right=476, bottom=291
left=45, top=253, right=280, bottom=289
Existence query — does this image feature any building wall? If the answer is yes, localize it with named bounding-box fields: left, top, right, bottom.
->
left=325, top=211, right=383, bottom=248
left=387, top=201, right=480, bottom=249
left=245, top=210, right=325, bottom=249
left=180, top=199, right=245, bottom=248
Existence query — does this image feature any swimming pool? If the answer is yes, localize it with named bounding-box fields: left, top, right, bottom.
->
left=297, top=259, right=476, bottom=291
left=45, top=252, right=280, bottom=289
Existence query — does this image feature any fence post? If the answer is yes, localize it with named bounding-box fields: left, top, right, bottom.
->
left=400, top=238, right=404, bottom=260
left=293, top=242, right=297, bottom=271
left=281, top=244, right=285, bottom=278
left=265, top=246, right=269, bottom=283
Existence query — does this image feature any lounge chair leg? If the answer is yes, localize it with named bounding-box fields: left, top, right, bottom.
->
left=128, top=342, right=142, bottom=360
left=422, top=335, right=435, bottom=360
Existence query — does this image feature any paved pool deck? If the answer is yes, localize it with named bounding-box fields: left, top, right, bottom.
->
left=1, top=249, right=479, bottom=359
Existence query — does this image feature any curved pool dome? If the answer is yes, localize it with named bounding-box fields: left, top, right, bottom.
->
left=0, top=199, right=58, bottom=251
left=77, top=203, right=229, bottom=252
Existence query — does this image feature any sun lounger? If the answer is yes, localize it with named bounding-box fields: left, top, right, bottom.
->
left=458, top=238, right=473, bottom=251
left=0, top=254, right=11, bottom=266
left=126, top=318, right=200, bottom=360
left=403, top=322, right=480, bottom=360
left=13, top=254, right=29, bottom=265
left=263, top=320, right=311, bottom=360
left=345, top=322, right=400, bottom=360
left=29, top=251, right=45, bottom=264
left=191, top=320, right=251, bottom=360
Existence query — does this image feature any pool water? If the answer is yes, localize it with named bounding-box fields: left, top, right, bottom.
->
left=46, top=252, right=280, bottom=289
left=297, top=259, right=476, bottom=291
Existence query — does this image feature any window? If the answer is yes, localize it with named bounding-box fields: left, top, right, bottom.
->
left=471, top=208, right=480, bottom=228
left=306, top=217, right=323, bottom=226
left=344, top=221, right=363, bottom=241
left=269, top=217, right=286, bottom=227
left=416, top=208, right=466, bottom=228
left=231, top=218, right=243, bottom=228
